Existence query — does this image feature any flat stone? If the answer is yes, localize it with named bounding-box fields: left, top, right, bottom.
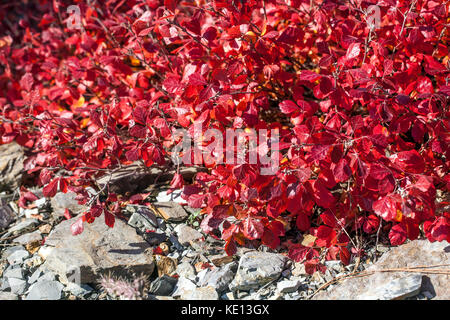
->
left=0, top=291, right=18, bottom=300
left=0, top=278, right=10, bottom=291
left=14, top=230, right=42, bottom=245
left=42, top=216, right=154, bottom=284
left=25, top=280, right=63, bottom=300
left=181, top=286, right=219, bottom=300
left=64, top=282, right=93, bottom=297
left=28, top=268, right=43, bottom=284
left=50, top=192, right=87, bottom=217
left=358, top=274, right=423, bottom=300
left=172, top=276, right=197, bottom=298
left=0, top=142, right=25, bottom=192
left=209, top=254, right=235, bottom=267
left=149, top=275, right=178, bottom=296
left=277, top=279, right=302, bottom=293
left=176, top=261, right=196, bottom=281
left=0, top=199, right=15, bottom=230
left=229, top=251, right=288, bottom=291
left=39, top=271, right=57, bottom=282
left=197, top=262, right=237, bottom=293
left=1, top=245, right=25, bottom=260
left=314, top=240, right=450, bottom=300
left=9, top=278, right=27, bottom=295
left=144, top=231, right=168, bottom=246
left=4, top=267, right=24, bottom=279
left=127, top=207, right=158, bottom=232
left=7, top=249, right=30, bottom=265
left=7, top=219, right=38, bottom=235
left=152, top=202, right=188, bottom=222
left=174, top=224, right=203, bottom=246
left=97, top=164, right=202, bottom=195
left=156, top=189, right=186, bottom=204
left=38, top=224, right=52, bottom=234
left=291, top=262, right=307, bottom=277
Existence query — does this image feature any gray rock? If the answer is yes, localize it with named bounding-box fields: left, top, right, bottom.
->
left=168, top=234, right=184, bottom=251
left=34, top=198, right=47, bottom=209
left=174, top=224, right=203, bottom=246
left=28, top=268, right=43, bottom=284
left=149, top=275, right=178, bottom=296
left=22, top=208, right=39, bottom=219
left=9, top=278, right=27, bottom=295
left=14, top=230, right=42, bottom=245
left=324, top=260, right=344, bottom=273
left=422, top=291, right=434, bottom=299
left=358, top=274, right=423, bottom=300
left=229, top=251, right=288, bottom=291
left=7, top=219, right=38, bottom=235
left=42, top=216, right=155, bottom=284
left=0, top=291, right=18, bottom=300
left=128, top=207, right=158, bottom=233
left=144, top=231, right=167, bottom=246
left=277, top=279, right=302, bottom=293
left=176, top=262, right=196, bottom=281
left=23, top=255, right=44, bottom=270
left=3, top=267, right=23, bottom=279
left=7, top=249, right=30, bottom=265
left=179, top=286, right=219, bottom=300
left=50, top=192, right=87, bottom=217
left=291, top=262, right=307, bottom=277
left=38, top=271, right=57, bottom=282
left=197, top=263, right=237, bottom=293
left=172, top=277, right=197, bottom=298
left=25, top=280, right=64, bottom=300
left=153, top=202, right=188, bottom=222
left=0, top=199, right=15, bottom=230
left=0, top=278, right=10, bottom=291
left=0, top=142, right=24, bottom=192
left=64, top=282, right=93, bottom=297
left=1, top=245, right=25, bottom=260
left=314, top=240, right=450, bottom=300
left=156, top=189, right=186, bottom=204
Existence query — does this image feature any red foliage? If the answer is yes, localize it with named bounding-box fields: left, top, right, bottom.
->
left=0, top=1, right=449, bottom=267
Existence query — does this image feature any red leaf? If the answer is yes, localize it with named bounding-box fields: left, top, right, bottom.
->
left=126, top=148, right=140, bottom=161
left=363, top=215, right=380, bottom=234
left=71, top=217, right=84, bottom=236
left=333, top=158, right=351, bottom=183
left=373, top=195, right=399, bottom=221
left=164, top=0, right=178, bottom=12
left=243, top=217, right=264, bottom=240
left=224, top=238, right=237, bottom=256
left=288, top=244, right=312, bottom=262
left=279, top=100, right=300, bottom=114
left=339, top=247, right=351, bottom=265
left=389, top=223, right=407, bottom=246
left=43, top=179, right=59, bottom=198
left=104, top=210, right=115, bottom=228
left=168, top=173, right=184, bottom=193
left=393, top=150, right=425, bottom=174
left=312, top=180, right=335, bottom=208
left=64, top=208, right=72, bottom=220
left=20, top=73, right=34, bottom=91
left=345, top=43, right=361, bottom=60
left=261, top=228, right=280, bottom=249
left=296, top=212, right=311, bottom=232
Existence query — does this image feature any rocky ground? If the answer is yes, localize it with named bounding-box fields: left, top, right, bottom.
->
left=0, top=143, right=449, bottom=300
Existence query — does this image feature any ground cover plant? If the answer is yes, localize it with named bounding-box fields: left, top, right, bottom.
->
left=0, top=0, right=449, bottom=273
